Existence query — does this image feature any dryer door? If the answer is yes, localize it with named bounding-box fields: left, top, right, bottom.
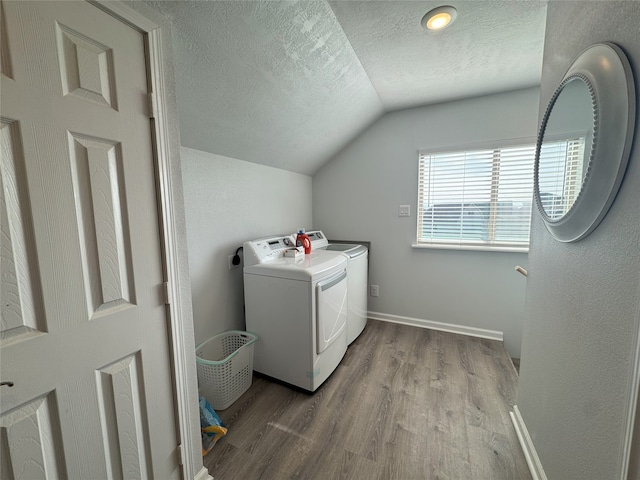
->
left=316, top=270, right=348, bottom=354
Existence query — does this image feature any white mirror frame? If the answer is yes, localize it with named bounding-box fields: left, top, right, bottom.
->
left=534, top=42, right=636, bottom=242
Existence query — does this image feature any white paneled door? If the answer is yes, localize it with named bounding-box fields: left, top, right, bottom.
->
left=0, top=1, right=181, bottom=478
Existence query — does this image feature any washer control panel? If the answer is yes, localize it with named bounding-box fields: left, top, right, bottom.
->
left=243, top=235, right=295, bottom=266
left=305, top=230, right=329, bottom=249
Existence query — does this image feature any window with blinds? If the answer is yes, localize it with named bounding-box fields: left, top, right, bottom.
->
left=417, top=143, right=536, bottom=250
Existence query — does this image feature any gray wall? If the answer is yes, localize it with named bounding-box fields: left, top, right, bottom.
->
left=313, top=88, right=540, bottom=358
left=181, top=147, right=312, bottom=345
left=517, top=2, right=640, bottom=479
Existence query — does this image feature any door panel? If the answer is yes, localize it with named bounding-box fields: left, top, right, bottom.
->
left=0, top=1, right=11, bottom=80
left=0, top=2, right=180, bottom=478
left=0, top=391, right=66, bottom=480
left=1, top=119, right=45, bottom=341
left=68, top=133, right=134, bottom=315
left=96, top=352, right=150, bottom=480
left=57, top=22, right=117, bottom=109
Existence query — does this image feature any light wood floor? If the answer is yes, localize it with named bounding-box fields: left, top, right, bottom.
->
left=205, top=320, right=531, bottom=480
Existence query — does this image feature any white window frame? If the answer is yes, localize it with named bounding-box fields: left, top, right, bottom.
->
left=414, top=139, right=537, bottom=253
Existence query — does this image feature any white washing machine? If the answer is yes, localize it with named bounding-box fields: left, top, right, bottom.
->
left=243, top=235, right=348, bottom=392
left=305, top=230, right=369, bottom=345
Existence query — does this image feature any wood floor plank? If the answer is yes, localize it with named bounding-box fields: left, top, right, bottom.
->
left=463, top=337, right=529, bottom=479
left=204, top=320, right=532, bottom=480
left=424, top=331, right=474, bottom=480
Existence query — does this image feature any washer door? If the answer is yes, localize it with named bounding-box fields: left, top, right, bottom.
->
left=316, top=270, right=348, bottom=354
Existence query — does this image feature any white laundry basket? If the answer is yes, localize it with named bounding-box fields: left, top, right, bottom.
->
left=196, top=331, right=258, bottom=410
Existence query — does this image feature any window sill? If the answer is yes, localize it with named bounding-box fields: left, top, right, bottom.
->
left=411, top=243, right=529, bottom=253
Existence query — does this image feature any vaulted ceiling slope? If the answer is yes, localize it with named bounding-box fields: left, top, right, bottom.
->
left=145, top=1, right=547, bottom=175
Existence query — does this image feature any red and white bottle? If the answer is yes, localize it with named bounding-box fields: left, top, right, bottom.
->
left=296, top=228, right=311, bottom=254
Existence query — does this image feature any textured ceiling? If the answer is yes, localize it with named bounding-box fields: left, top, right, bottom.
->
left=145, top=1, right=547, bottom=175
left=329, top=1, right=547, bottom=111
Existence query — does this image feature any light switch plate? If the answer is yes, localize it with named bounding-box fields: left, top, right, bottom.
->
left=399, top=205, right=410, bottom=217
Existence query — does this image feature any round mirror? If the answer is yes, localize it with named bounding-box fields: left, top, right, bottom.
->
left=537, top=77, right=595, bottom=220
left=534, top=42, right=636, bottom=242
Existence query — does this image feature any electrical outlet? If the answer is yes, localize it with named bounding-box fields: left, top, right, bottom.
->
left=370, top=285, right=379, bottom=297
left=399, top=205, right=410, bottom=217
left=228, top=255, right=240, bottom=270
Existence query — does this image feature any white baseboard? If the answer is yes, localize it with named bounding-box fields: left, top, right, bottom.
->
left=367, top=311, right=503, bottom=342
left=510, top=405, right=548, bottom=480
left=194, top=466, right=213, bottom=480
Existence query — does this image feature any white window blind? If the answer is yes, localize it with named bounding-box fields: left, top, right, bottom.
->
left=417, top=143, right=536, bottom=250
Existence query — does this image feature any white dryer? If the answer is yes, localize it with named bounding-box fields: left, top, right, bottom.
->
left=305, top=230, right=369, bottom=345
left=243, top=235, right=348, bottom=392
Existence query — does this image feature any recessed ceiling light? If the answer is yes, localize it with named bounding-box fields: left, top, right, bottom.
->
left=422, top=6, right=458, bottom=31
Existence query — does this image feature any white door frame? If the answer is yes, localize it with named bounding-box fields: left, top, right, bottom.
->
left=624, top=269, right=640, bottom=480
left=87, top=2, right=210, bottom=479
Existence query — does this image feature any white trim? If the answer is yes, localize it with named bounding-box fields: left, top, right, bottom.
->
left=147, top=29, right=206, bottom=480
left=195, top=466, right=214, bottom=480
left=622, top=273, right=640, bottom=479
left=91, top=2, right=209, bottom=480
left=367, top=311, right=503, bottom=342
left=412, top=243, right=529, bottom=253
left=417, top=136, right=537, bottom=157
left=510, top=405, right=548, bottom=480
left=88, top=0, right=157, bottom=31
